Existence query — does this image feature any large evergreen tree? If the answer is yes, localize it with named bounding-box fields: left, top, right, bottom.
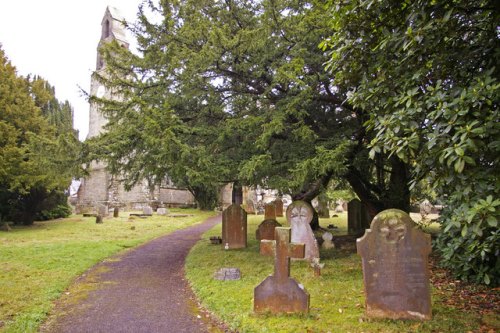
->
left=0, top=47, right=80, bottom=224
left=89, top=0, right=412, bottom=217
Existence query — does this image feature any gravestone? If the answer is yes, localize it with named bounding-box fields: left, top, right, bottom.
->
left=113, top=207, right=119, bottom=218
left=254, top=227, right=309, bottom=313
left=264, top=203, right=276, bottom=220
left=95, top=215, right=103, bottom=224
left=214, top=268, right=241, bottom=281
left=335, top=203, right=344, bottom=213
left=321, top=232, right=334, bottom=250
left=357, top=209, right=432, bottom=320
left=245, top=199, right=256, bottom=215
left=157, top=208, right=168, bottom=216
left=274, top=198, right=284, bottom=217
left=143, top=206, right=153, bottom=216
left=221, top=204, right=247, bottom=249
left=287, top=201, right=320, bottom=260
left=256, top=219, right=282, bottom=249
left=97, top=204, right=108, bottom=217
left=347, top=199, right=371, bottom=235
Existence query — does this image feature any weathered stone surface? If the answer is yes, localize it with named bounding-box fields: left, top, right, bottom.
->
left=264, top=203, right=276, bottom=220
left=245, top=199, right=256, bottom=214
left=347, top=199, right=371, bottom=235
left=214, top=268, right=241, bottom=281
left=287, top=201, right=320, bottom=260
left=157, top=208, right=168, bottom=216
left=357, top=209, right=432, bottom=320
left=143, top=206, right=153, bottom=216
left=98, top=204, right=109, bottom=217
left=321, top=232, right=334, bottom=250
left=256, top=219, right=282, bottom=243
left=254, top=227, right=309, bottom=313
left=274, top=198, right=284, bottom=217
left=221, top=204, right=247, bottom=249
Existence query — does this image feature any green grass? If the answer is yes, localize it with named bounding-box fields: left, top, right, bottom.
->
left=186, top=212, right=482, bottom=333
left=0, top=209, right=216, bottom=333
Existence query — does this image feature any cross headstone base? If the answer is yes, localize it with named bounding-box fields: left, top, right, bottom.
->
left=254, top=276, right=309, bottom=313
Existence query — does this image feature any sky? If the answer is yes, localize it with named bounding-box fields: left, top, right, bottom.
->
left=0, top=1, right=142, bottom=140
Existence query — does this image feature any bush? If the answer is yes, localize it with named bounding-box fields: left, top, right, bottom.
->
left=36, top=203, right=72, bottom=221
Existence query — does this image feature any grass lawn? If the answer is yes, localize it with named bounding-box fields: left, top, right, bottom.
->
left=0, top=209, right=216, bottom=333
left=186, top=212, right=494, bottom=333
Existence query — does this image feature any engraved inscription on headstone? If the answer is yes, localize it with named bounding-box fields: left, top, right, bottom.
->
left=214, top=268, right=241, bottom=281
left=221, top=204, right=247, bottom=249
left=357, top=209, right=432, bottom=320
left=254, top=227, right=309, bottom=313
left=287, top=201, right=320, bottom=260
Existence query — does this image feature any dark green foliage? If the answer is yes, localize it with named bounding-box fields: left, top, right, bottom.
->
left=323, top=0, right=499, bottom=284
left=0, top=47, right=81, bottom=225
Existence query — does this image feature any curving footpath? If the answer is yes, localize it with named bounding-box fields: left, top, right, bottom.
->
left=41, top=215, right=222, bottom=333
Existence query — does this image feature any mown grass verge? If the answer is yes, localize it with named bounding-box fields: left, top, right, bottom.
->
left=186, top=213, right=483, bottom=332
left=0, top=209, right=215, bottom=333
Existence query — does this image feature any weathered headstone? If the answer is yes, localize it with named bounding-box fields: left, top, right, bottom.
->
left=221, top=204, right=247, bottom=249
left=254, top=227, right=309, bottom=313
left=143, top=206, right=153, bottom=216
left=264, top=203, right=276, bottom=220
left=157, top=207, right=168, bottom=216
left=287, top=201, right=320, bottom=260
left=274, top=198, right=284, bottom=217
left=113, top=207, right=119, bottom=218
left=357, top=209, right=432, bottom=320
left=245, top=199, right=256, bottom=214
left=347, top=199, right=371, bottom=235
left=214, top=268, right=241, bottom=281
left=321, top=232, right=334, bottom=250
left=256, top=219, right=282, bottom=246
left=97, top=204, right=108, bottom=217
left=96, top=215, right=103, bottom=224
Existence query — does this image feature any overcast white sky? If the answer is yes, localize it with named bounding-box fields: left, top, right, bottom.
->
left=0, top=1, right=143, bottom=140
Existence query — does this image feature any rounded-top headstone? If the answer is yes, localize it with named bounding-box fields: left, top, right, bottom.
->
left=286, top=201, right=319, bottom=260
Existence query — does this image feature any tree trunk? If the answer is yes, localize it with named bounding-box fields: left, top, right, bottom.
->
left=190, top=185, right=218, bottom=210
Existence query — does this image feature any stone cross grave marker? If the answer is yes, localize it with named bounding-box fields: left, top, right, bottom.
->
left=256, top=219, right=282, bottom=250
left=254, top=227, right=309, bottom=313
left=287, top=200, right=319, bottom=260
left=221, top=204, right=247, bottom=249
left=264, top=203, right=276, bottom=220
left=274, top=198, right=284, bottom=217
left=348, top=198, right=371, bottom=235
left=357, top=209, right=432, bottom=320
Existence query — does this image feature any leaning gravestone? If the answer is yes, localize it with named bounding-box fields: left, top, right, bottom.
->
left=264, top=203, right=276, bottom=220
left=347, top=199, right=371, bottom=235
left=143, top=206, right=153, bottom=216
left=221, top=204, right=247, bottom=249
left=274, top=198, right=284, bottom=217
left=256, top=219, right=282, bottom=251
left=287, top=201, right=319, bottom=260
left=357, top=209, right=432, bottom=320
left=254, top=227, right=309, bottom=313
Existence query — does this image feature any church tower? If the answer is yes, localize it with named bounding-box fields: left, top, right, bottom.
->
left=87, top=6, right=129, bottom=139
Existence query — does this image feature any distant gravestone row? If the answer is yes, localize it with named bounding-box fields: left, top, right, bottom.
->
left=218, top=200, right=432, bottom=319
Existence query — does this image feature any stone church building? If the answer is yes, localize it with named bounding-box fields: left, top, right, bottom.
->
left=76, top=6, right=196, bottom=213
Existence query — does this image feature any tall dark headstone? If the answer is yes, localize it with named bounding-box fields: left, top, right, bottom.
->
left=254, top=227, right=309, bottom=313
left=347, top=199, right=371, bottom=235
left=221, top=204, right=247, bottom=249
left=264, top=203, right=276, bottom=220
left=357, top=209, right=432, bottom=320
left=274, top=198, right=284, bottom=217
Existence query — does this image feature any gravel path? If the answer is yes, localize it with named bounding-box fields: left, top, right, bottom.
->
left=41, top=215, right=222, bottom=333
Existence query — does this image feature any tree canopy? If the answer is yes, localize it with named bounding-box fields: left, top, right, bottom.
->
left=0, top=47, right=81, bottom=224
left=323, top=0, right=499, bottom=285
